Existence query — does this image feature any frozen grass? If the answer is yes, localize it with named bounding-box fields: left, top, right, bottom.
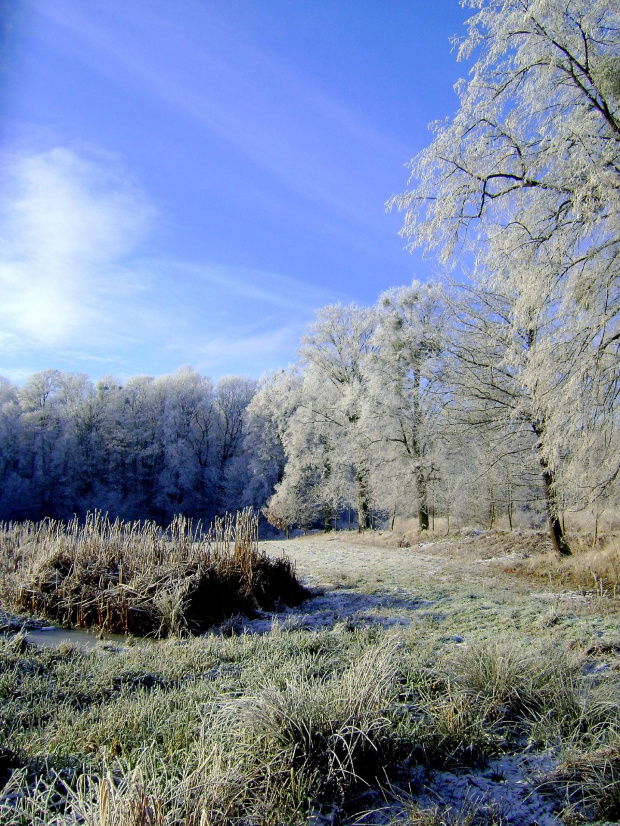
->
left=0, top=509, right=308, bottom=636
left=2, top=529, right=620, bottom=823
left=0, top=629, right=404, bottom=824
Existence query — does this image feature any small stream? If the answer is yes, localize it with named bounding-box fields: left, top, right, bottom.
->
left=26, top=625, right=129, bottom=650
left=1, top=611, right=131, bottom=650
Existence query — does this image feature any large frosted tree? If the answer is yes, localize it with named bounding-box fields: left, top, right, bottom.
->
left=444, top=281, right=571, bottom=551
left=391, top=0, right=620, bottom=543
left=264, top=305, right=376, bottom=533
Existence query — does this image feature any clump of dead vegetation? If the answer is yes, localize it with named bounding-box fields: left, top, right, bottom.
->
left=0, top=508, right=308, bottom=636
left=503, top=532, right=620, bottom=597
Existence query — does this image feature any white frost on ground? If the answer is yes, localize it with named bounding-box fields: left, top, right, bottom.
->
left=225, top=535, right=580, bottom=824
left=221, top=587, right=440, bottom=635
left=411, top=752, right=561, bottom=825
left=308, top=753, right=561, bottom=825
left=531, top=591, right=589, bottom=603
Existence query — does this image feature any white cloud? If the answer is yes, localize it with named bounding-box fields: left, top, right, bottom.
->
left=0, top=147, right=341, bottom=379
left=137, top=260, right=341, bottom=376
left=142, top=260, right=341, bottom=317
left=192, top=323, right=305, bottom=374
left=36, top=2, right=407, bottom=231
left=0, top=147, right=153, bottom=348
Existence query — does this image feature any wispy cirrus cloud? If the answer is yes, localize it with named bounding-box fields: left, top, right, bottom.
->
left=32, top=1, right=408, bottom=233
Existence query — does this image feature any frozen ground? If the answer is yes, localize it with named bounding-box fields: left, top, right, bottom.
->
left=244, top=530, right=618, bottom=825
left=235, top=530, right=615, bottom=648
left=6, top=529, right=618, bottom=824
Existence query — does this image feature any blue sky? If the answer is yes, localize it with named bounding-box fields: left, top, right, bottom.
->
left=0, top=0, right=470, bottom=383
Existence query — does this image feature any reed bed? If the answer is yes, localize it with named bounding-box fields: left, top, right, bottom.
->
left=0, top=508, right=308, bottom=636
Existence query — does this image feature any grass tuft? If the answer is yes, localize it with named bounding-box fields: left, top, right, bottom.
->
left=229, top=638, right=401, bottom=807
left=538, top=741, right=620, bottom=822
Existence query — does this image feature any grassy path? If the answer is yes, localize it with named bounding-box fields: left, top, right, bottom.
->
left=262, top=531, right=619, bottom=648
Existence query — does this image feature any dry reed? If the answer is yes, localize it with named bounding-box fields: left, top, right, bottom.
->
left=504, top=533, right=620, bottom=596
left=0, top=508, right=308, bottom=636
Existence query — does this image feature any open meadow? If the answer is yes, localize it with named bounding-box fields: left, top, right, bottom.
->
left=2, top=525, right=620, bottom=824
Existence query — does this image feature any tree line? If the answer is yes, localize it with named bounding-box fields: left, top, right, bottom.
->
left=0, top=370, right=256, bottom=523
left=0, top=282, right=569, bottom=542
left=256, top=283, right=581, bottom=550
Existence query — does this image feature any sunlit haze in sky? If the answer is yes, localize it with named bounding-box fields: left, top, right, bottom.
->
left=0, top=0, right=471, bottom=383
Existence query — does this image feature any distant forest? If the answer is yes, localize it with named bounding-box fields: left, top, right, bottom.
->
left=0, top=370, right=259, bottom=524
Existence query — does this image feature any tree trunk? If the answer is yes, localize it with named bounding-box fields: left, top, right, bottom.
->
left=532, top=421, right=571, bottom=557
left=324, top=503, right=333, bottom=533
left=540, top=461, right=571, bottom=557
left=507, top=473, right=514, bottom=531
left=592, top=508, right=599, bottom=548
left=487, top=484, right=496, bottom=528
left=356, top=468, right=371, bottom=532
left=416, top=467, right=429, bottom=531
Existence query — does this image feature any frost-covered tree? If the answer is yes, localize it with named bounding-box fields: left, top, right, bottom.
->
left=271, top=370, right=346, bottom=532
left=243, top=369, right=302, bottom=509
left=391, top=0, right=620, bottom=537
left=213, top=376, right=257, bottom=512
left=443, top=281, right=572, bottom=553
left=265, top=468, right=320, bottom=535
left=154, top=368, right=217, bottom=519
left=0, top=377, right=24, bottom=518
left=17, top=370, right=68, bottom=518
left=367, top=281, right=445, bottom=530
left=297, top=304, right=376, bottom=530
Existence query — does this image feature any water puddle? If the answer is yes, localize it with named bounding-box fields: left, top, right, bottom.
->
left=1, top=610, right=131, bottom=650
left=25, top=625, right=128, bottom=650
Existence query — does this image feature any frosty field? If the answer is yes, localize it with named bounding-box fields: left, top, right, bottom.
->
left=2, top=528, right=620, bottom=825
